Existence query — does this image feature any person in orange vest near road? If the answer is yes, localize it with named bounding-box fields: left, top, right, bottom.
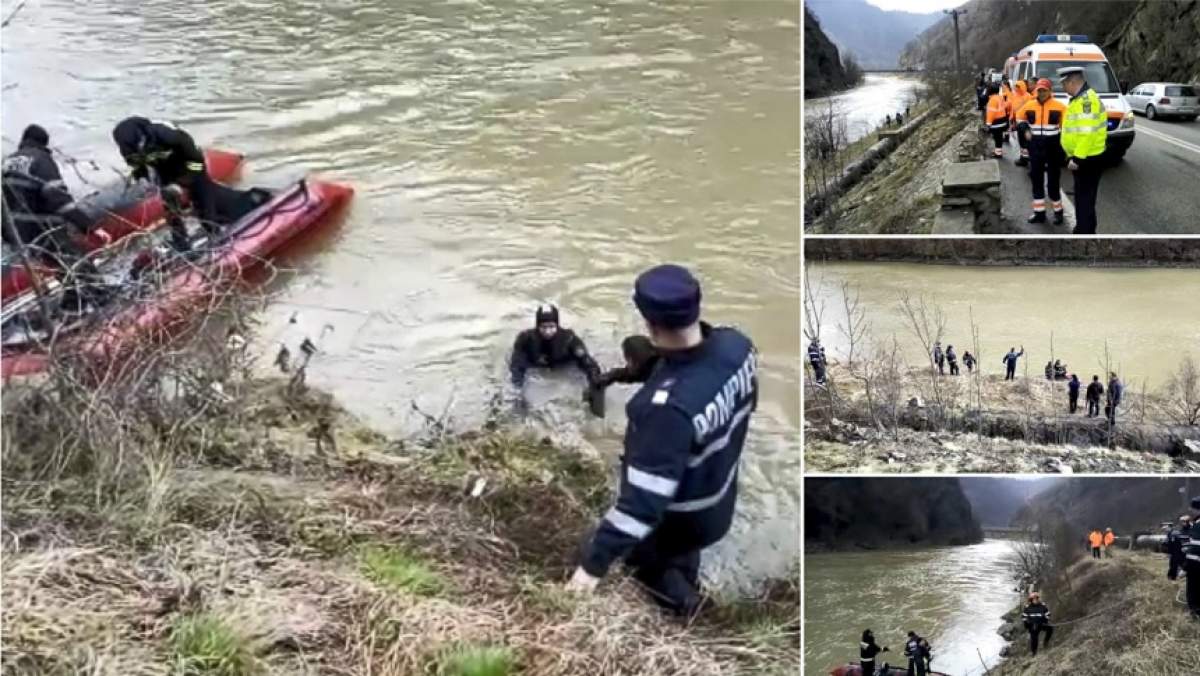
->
left=1088, top=529, right=1103, bottom=559
left=1008, top=80, right=1032, bottom=166
left=985, top=83, right=1011, bottom=158
left=1103, top=527, right=1116, bottom=558
left=1016, top=78, right=1069, bottom=225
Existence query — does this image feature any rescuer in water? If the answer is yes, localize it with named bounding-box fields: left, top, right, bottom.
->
left=594, top=335, right=659, bottom=388
left=509, top=303, right=601, bottom=392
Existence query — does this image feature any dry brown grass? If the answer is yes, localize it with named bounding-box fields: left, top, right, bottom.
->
left=993, top=553, right=1200, bottom=676
left=2, top=375, right=797, bottom=676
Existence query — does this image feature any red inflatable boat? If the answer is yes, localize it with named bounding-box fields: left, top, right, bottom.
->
left=1, top=148, right=244, bottom=301
left=830, top=664, right=950, bottom=676
left=1, top=176, right=352, bottom=380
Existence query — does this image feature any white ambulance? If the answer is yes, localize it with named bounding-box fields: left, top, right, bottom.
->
left=1004, top=34, right=1136, bottom=161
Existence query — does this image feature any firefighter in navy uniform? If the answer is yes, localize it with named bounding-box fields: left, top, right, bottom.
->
left=1167, top=515, right=1191, bottom=581
left=112, top=116, right=219, bottom=252
left=859, top=629, right=888, bottom=676
left=509, top=304, right=601, bottom=390
left=2, top=124, right=108, bottom=304
left=808, top=338, right=827, bottom=385
left=566, top=264, right=757, bottom=618
left=1021, top=591, right=1054, bottom=655
left=1185, top=497, right=1200, bottom=619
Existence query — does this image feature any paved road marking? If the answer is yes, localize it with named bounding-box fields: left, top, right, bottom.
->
left=1137, top=125, right=1200, bottom=155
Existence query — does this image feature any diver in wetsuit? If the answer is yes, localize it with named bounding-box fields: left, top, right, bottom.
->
left=509, top=304, right=601, bottom=391
left=112, top=117, right=218, bottom=252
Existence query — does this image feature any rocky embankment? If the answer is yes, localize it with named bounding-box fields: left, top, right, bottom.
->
left=805, top=477, right=983, bottom=550
left=804, top=238, right=1200, bottom=267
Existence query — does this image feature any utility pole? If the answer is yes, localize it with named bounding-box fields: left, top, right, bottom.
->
left=944, top=8, right=968, bottom=76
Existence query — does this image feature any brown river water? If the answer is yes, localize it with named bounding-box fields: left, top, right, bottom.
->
left=2, top=0, right=801, bottom=585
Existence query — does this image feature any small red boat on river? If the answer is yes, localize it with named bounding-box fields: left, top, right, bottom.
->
left=1, top=175, right=352, bottom=380
left=1, top=148, right=244, bottom=301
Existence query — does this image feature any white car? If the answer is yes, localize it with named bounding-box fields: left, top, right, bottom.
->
left=1126, top=83, right=1199, bottom=121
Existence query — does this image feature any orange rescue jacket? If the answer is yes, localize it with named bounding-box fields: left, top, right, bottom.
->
left=1089, top=531, right=1103, bottom=547
left=986, top=94, right=1010, bottom=127
left=1104, top=531, right=1115, bottom=546
left=1008, top=82, right=1031, bottom=123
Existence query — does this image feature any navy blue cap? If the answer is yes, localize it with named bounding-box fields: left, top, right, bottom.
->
left=633, top=264, right=701, bottom=329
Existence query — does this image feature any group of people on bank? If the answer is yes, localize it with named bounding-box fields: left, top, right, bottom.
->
left=508, top=265, right=759, bottom=619
left=977, top=67, right=1109, bottom=235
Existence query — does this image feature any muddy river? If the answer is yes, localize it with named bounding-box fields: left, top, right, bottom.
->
left=806, top=74, right=926, bottom=144
left=806, top=262, right=1200, bottom=390
left=805, top=539, right=1018, bottom=676
left=2, top=0, right=800, bottom=586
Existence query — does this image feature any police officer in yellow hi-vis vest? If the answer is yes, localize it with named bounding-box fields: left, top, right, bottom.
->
left=1057, top=66, right=1108, bottom=235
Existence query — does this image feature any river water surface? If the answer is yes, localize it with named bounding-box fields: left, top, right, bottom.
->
left=806, top=74, right=925, bottom=143
left=805, top=540, right=1018, bottom=676
left=2, top=0, right=800, bottom=586
left=807, top=262, right=1200, bottom=390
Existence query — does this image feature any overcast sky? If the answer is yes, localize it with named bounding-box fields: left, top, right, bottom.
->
left=865, top=0, right=966, bottom=12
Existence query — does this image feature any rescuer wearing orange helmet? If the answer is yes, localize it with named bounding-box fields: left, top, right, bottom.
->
left=1015, top=78, right=1069, bottom=225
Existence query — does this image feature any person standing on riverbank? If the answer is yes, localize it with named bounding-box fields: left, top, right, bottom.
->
left=1089, top=529, right=1103, bottom=559
left=1167, top=515, right=1191, bottom=581
left=1086, top=375, right=1104, bottom=417
left=567, top=264, right=758, bottom=619
left=1058, top=66, right=1108, bottom=235
left=1184, top=497, right=1200, bottom=619
left=963, top=351, right=976, bottom=373
left=809, top=338, right=827, bottom=385
left=946, top=345, right=959, bottom=375
left=1105, top=373, right=1123, bottom=424
left=932, top=342, right=945, bottom=375
left=1103, top=527, right=1116, bottom=558
left=1021, top=592, right=1054, bottom=656
left=1002, top=346, right=1025, bottom=380
left=985, top=83, right=1011, bottom=158
left=1068, top=374, right=1081, bottom=413
left=903, top=631, right=930, bottom=676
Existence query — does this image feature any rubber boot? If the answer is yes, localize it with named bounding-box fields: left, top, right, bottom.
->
left=1015, top=156, right=1029, bottom=167
left=1027, top=211, right=1047, bottom=224
left=1053, top=210, right=1064, bottom=225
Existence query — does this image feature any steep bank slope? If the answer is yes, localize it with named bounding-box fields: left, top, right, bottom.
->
left=961, top=478, right=1060, bottom=528
left=805, top=478, right=983, bottom=549
left=899, top=1, right=1138, bottom=72
left=804, top=238, right=1200, bottom=266
left=993, top=553, right=1198, bottom=675
left=804, top=6, right=855, bottom=98
left=806, top=0, right=939, bottom=70
left=1012, top=477, right=1197, bottom=531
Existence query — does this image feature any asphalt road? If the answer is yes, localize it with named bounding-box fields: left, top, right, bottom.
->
left=998, top=116, right=1200, bottom=234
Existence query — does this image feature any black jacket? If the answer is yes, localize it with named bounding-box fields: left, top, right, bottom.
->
left=2, top=142, right=92, bottom=244
left=1086, top=381, right=1104, bottom=401
left=509, top=328, right=600, bottom=387
left=113, top=117, right=206, bottom=186
left=1022, top=602, right=1051, bottom=628
left=860, top=638, right=883, bottom=661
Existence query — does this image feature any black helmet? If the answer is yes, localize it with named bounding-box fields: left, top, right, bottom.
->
left=862, top=629, right=874, bottom=642
left=19, top=124, right=49, bottom=148
left=534, top=303, right=559, bottom=327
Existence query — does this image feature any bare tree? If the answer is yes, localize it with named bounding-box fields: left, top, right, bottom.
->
left=897, top=291, right=948, bottom=426
left=804, top=100, right=850, bottom=210
left=1159, top=354, right=1200, bottom=426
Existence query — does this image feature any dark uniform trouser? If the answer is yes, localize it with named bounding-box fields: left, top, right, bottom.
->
left=1069, top=393, right=1078, bottom=413
left=861, top=659, right=875, bottom=676
left=1029, top=147, right=1063, bottom=209
left=1006, top=364, right=1016, bottom=380
left=1092, top=546, right=1101, bottom=559
left=1187, top=562, right=1200, bottom=617
left=162, top=168, right=220, bottom=247
left=1087, top=399, right=1099, bottom=416
left=907, top=657, right=927, bottom=676
left=811, top=359, right=825, bottom=383
left=949, top=359, right=959, bottom=375
left=625, top=530, right=703, bottom=616
left=1028, top=624, right=1053, bottom=654
left=990, top=126, right=1006, bottom=150
left=1071, top=158, right=1104, bottom=234
left=1169, top=553, right=1182, bottom=580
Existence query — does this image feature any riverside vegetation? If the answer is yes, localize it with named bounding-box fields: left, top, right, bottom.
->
left=0, top=299, right=798, bottom=675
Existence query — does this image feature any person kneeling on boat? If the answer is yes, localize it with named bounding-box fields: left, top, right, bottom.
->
left=1022, top=592, right=1053, bottom=655
left=2, top=124, right=109, bottom=305
left=113, top=116, right=219, bottom=252
left=859, top=629, right=888, bottom=675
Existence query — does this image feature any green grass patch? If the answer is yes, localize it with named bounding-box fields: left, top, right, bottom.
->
left=171, top=613, right=261, bottom=676
left=358, top=545, right=445, bottom=596
left=434, top=644, right=516, bottom=676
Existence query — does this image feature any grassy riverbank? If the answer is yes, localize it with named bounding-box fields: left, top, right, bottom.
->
left=993, top=552, right=1198, bottom=675
left=1, top=379, right=798, bottom=675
